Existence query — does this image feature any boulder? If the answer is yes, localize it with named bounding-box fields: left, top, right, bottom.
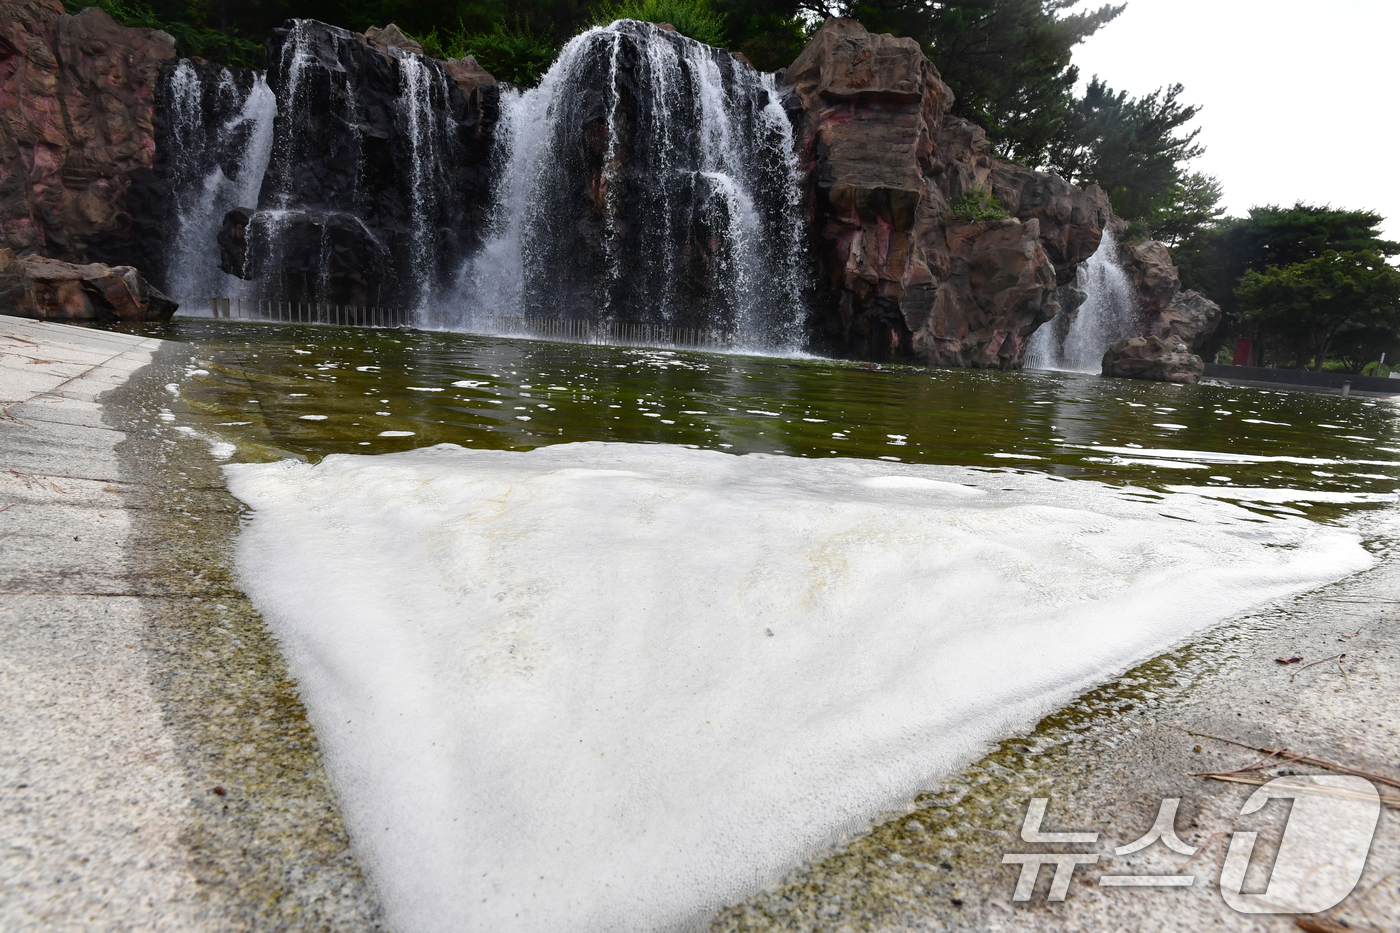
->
left=0, top=248, right=177, bottom=321
left=1150, top=288, right=1221, bottom=350
left=0, top=0, right=175, bottom=271
left=1102, top=335, right=1204, bottom=384
left=362, top=23, right=422, bottom=54
left=788, top=18, right=1109, bottom=367
left=1120, top=238, right=1182, bottom=317
left=218, top=206, right=388, bottom=307
left=1101, top=233, right=1222, bottom=383
left=445, top=54, right=496, bottom=97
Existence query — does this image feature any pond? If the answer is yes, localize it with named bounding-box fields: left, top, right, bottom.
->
left=136, top=318, right=1399, bottom=932
left=160, top=319, right=1400, bottom=522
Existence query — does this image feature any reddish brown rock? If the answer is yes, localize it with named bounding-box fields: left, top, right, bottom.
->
left=0, top=247, right=176, bottom=320
left=444, top=54, right=496, bottom=98
left=789, top=18, right=1109, bottom=367
left=1102, top=335, right=1203, bottom=384
left=1120, top=238, right=1182, bottom=317
left=0, top=0, right=175, bottom=267
left=990, top=159, right=1112, bottom=286
left=1102, top=234, right=1222, bottom=383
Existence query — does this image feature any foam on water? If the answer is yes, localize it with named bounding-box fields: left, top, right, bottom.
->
left=224, top=443, right=1372, bottom=932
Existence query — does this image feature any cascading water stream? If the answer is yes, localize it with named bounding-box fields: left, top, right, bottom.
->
left=453, top=20, right=808, bottom=352
left=394, top=48, right=461, bottom=313
left=225, top=20, right=468, bottom=311
left=1025, top=226, right=1136, bottom=372
left=162, top=61, right=277, bottom=307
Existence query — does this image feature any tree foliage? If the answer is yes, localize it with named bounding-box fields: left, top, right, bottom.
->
left=1235, top=249, right=1400, bottom=371
left=596, top=0, right=727, bottom=47
left=901, top=0, right=1123, bottom=166
left=1152, top=171, right=1224, bottom=248
left=413, top=20, right=559, bottom=85
left=1176, top=204, right=1400, bottom=369
left=743, top=0, right=1123, bottom=165
left=1176, top=203, right=1398, bottom=318
left=1047, top=77, right=1204, bottom=223
left=63, top=0, right=265, bottom=66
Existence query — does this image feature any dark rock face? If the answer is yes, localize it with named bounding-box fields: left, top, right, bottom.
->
left=480, top=20, right=805, bottom=344
left=1102, top=236, right=1222, bottom=383
left=789, top=18, right=1111, bottom=367
left=0, top=0, right=175, bottom=273
left=0, top=247, right=176, bottom=320
left=219, top=205, right=388, bottom=306
left=215, top=18, right=498, bottom=306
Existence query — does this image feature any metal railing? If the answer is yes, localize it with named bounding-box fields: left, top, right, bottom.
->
left=206, top=298, right=413, bottom=328
left=477, top=316, right=734, bottom=349
left=195, top=299, right=737, bottom=349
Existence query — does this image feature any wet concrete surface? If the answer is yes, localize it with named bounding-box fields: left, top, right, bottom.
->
left=1, top=316, right=383, bottom=931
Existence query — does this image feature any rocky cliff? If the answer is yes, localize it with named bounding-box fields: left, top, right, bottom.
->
left=0, top=0, right=174, bottom=272
left=213, top=19, right=499, bottom=307
left=1102, top=236, right=1221, bottom=383
left=787, top=18, right=1112, bottom=368
left=0, top=5, right=1217, bottom=370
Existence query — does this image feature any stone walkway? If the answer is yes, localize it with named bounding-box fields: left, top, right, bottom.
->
left=0, top=315, right=383, bottom=931
left=0, top=317, right=210, bottom=929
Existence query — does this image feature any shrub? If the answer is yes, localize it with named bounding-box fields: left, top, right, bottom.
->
left=949, top=188, right=1010, bottom=223
left=412, top=21, right=559, bottom=87
left=594, top=0, right=727, bottom=48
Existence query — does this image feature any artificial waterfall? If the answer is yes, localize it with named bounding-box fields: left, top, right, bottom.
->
left=160, top=19, right=496, bottom=312
left=157, top=19, right=806, bottom=348
left=1025, top=227, right=1138, bottom=372
left=451, top=21, right=807, bottom=350
left=159, top=60, right=276, bottom=305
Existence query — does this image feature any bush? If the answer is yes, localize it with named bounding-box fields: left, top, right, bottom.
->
left=412, top=21, right=560, bottom=87
left=594, top=0, right=727, bottom=48
left=64, top=0, right=263, bottom=67
left=949, top=188, right=1010, bottom=223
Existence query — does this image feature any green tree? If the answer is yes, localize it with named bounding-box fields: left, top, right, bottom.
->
left=707, top=0, right=811, bottom=70
left=1176, top=203, right=1399, bottom=319
left=910, top=0, right=1123, bottom=166
left=1047, top=76, right=1203, bottom=224
left=1235, top=249, right=1400, bottom=371
left=1152, top=170, right=1224, bottom=248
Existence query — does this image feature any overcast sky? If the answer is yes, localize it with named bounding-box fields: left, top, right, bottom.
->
left=1069, top=0, right=1400, bottom=241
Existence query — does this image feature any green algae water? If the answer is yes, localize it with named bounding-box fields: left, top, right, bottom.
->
left=153, top=320, right=1400, bottom=522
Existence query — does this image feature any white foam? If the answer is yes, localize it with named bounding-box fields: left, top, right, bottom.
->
left=224, top=443, right=1373, bottom=933
left=1164, top=485, right=1399, bottom=504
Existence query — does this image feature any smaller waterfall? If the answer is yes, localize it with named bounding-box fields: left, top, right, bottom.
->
left=226, top=19, right=478, bottom=311
left=452, top=20, right=807, bottom=351
left=162, top=61, right=277, bottom=306
left=1025, top=227, right=1136, bottom=373
left=395, top=48, right=460, bottom=309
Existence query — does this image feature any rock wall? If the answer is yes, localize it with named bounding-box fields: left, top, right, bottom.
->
left=1102, top=237, right=1221, bottom=383
left=214, top=19, right=499, bottom=307
left=0, top=0, right=174, bottom=272
left=788, top=18, right=1112, bottom=367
